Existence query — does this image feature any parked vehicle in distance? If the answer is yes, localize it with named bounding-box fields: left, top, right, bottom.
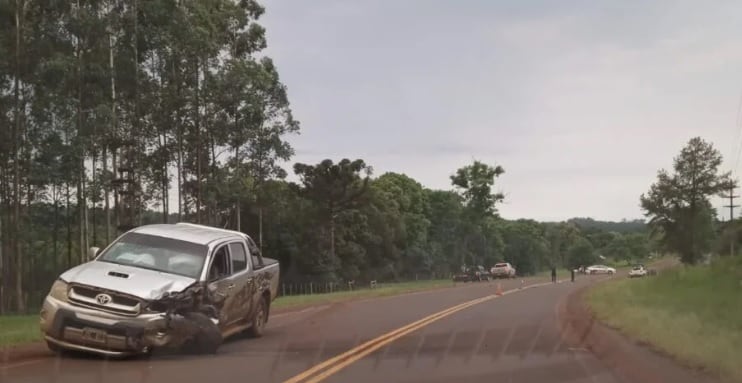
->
left=628, top=265, right=647, bottom=278
left=40, top=223, right=280, bottom=357
left=452, top=265, right=491, bottom=282
left=490, top=262, right=516, bottom=279
left=586, top=265, right=616, bottom=275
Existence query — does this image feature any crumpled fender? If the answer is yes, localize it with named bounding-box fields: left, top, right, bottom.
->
left=140, top=282, right=224, bottom=351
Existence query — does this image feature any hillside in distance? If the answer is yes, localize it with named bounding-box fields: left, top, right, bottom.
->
left=565, top=217, right=646, bottom=233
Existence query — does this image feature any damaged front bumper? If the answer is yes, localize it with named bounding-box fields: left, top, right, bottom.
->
left=40, top=296, right=178, bottom=356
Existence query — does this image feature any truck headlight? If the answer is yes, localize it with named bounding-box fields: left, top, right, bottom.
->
left=49, top=279, right=69, bottom=302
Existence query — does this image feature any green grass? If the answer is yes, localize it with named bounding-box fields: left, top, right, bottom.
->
left=272, top=279, right=455, bottom=309
left=0, top=315, right=41, bottom=347
left=588, top=257, right=742, bottom=382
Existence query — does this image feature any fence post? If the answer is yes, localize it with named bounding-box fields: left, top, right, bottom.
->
left=310, top=282, right=313, bottom=295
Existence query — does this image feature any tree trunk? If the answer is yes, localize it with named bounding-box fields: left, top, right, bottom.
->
left=1, top=166, right=13, bottom=314
left=173, top=52, right=183, bottom=222
left=195, top=58, right=201, bottom=224
left=103, top=146, right=110, bottom=244
left=76, top=0, right=85, bottom=264
left=161, top=132, right=168, bottom=223
left=177, top=126, right=184, bottom=220
left=210, top=133, right=216, bottom=225
left=0, top=199, right=4, bottom=314
left=259, top=207, right=263, bottom=249
left=66, top=182, right=72, bottom=269
left=0, top=165, right=8, bottom=313
left=13, top=0, right=26, bottom=313
left=22, top=173, right=32, bottom=312
left=235, top=145, right=240, bottom=232
left=329, top=211, right=335, bottom=262
left=78, top=157, right=85, bottom=264
left=112, top=147, right=119, bottom=231
left=92, top=148, right=97, bottom=246
left=53, top=185, right=59, bottom=273
left=107, top=29, right=116, bottom=241
left=83, top=158, right=89, bottom=255
left=133, top=0, right=141, bottom=227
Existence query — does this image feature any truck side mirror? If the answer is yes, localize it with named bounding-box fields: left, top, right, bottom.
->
left=87, top=247, right=100, bottom=261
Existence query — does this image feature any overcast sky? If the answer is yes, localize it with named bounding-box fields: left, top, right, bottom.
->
left=259, top=0, right=742, bottom=222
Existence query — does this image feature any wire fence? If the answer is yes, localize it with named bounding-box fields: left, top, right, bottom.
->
left=278, top=281, right=354, bottom=297
left=277, top=273, right=454, bottom=297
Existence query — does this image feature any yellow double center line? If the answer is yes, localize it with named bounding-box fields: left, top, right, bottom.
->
left=283, top=281, right=550, bottom=383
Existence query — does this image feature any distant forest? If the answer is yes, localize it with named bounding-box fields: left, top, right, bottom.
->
left=566, top=218, right=646, bottom=233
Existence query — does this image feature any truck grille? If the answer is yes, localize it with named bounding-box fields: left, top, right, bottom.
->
left=69, top=284, right=142, bottom=316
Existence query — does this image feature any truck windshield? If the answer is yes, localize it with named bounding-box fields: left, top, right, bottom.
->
left=97, top=232, right=208, bottom=278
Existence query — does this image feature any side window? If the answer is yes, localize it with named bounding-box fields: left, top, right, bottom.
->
left=208, top=245, right=231, bottom=281
left=246, top=237, right=263, bottom=268
left=229, top=242, right=248, bottom=273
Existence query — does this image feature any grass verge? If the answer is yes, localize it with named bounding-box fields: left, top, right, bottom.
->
left=272, top=279, right=455, bottom=309
left=0, top=315, right=41, bottom=347
left=587, top=256, right=742, bottom=382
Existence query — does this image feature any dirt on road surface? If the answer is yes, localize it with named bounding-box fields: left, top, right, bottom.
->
left=0, top=274, right=721, bottom=383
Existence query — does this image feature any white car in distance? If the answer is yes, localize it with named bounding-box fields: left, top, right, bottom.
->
left=586, top=265, right=616, bottom=275
left=628, top=265, right=648, bottom=278
left=490, top=263, right=516, bottom=279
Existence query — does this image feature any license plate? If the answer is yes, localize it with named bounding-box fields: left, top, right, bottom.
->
left=81, top=328, right=107, bottom=344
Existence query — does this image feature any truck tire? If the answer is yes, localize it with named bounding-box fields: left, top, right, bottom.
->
left=246, top=297, right=268, bottom=338
left=184, top=312, right=222, bottom=354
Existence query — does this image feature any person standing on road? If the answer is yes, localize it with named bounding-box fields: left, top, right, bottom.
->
left=571, top=267, right=575, bottom=282
left=551, top=267, right=557, bottom=283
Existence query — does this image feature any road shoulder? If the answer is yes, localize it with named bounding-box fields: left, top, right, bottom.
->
left=557, top=283, right=720, bottom=383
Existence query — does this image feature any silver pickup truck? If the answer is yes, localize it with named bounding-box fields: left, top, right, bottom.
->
left=40, top=223, right=279, bottom=356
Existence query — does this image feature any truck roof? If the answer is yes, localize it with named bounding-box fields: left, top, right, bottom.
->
left=130, top=223, right=250, bottom=246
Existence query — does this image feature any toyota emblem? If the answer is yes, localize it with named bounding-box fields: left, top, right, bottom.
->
left=95, top=293, right=112, bottom=305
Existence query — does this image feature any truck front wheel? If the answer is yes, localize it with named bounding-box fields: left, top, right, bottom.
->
left=183, top=312, right=222, bottom=354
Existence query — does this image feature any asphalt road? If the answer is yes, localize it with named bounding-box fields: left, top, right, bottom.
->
left=0, top=274, right=682, bottom=383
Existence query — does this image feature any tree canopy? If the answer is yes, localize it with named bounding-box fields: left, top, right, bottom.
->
left=641, top=137, right=735, bottom=264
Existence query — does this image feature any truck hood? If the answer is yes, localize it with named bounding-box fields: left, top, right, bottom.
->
left=60, top=261, right=198, bottom=301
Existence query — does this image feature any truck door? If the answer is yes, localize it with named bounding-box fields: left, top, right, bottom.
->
left=227, top=241, right=256, bottom=323
left=206, top=243, right=248, bottom=329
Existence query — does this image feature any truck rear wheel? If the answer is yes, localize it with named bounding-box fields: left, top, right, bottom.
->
left=246, top=297, right=268, bottom=338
